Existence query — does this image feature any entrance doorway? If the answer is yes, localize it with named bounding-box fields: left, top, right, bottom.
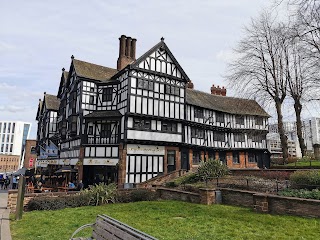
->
left=167, top=150, right=176, bottom=173
left=181, top=149, right=189, bottom=171
left=83, top=165, right=117, bottom=187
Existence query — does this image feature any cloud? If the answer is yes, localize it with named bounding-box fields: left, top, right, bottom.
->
left=0, top=82, right=16, bottom=91
left=0, top=105, right=30, bottom=113
left=0, top=41, right=15, bottom=53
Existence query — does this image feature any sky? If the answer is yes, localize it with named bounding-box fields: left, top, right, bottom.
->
left=0, top=0, right=301, bottom=139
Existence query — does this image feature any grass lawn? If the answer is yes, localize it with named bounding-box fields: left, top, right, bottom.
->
left=11, top=200, right=320, bottom=240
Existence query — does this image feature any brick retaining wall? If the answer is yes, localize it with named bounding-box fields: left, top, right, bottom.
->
left=157, top=187, right=200, bottom=203
left=155, top=187, right=320, bottom=218
left=219, top=188, right=255, bottom=207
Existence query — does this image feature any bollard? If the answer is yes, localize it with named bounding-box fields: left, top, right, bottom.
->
left=15, top=176, right=26, bottom=220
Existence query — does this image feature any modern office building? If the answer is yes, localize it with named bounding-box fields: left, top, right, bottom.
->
left=0, top=121, right=31, bottom=172
left=36, top=36, right=270, bottom=187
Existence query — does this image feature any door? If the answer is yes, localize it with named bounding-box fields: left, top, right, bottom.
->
left=181, top=149, right=190, bottom=171
left=167, top=150, right=176, bottom=173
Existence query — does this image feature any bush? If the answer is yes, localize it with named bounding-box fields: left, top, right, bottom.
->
left=130, top=189, right=158, bottom=202
left=197, top=159, right=228, bottom=183
left=175, top=173, right=200, bottom=185
left=279, top=189, right=320, bottom=200
left=82, top=183, right=117, bottom=206
left=290, top=170, right=320, bottom=188
left=26, top=194, right=90, bottom=211
left=164, top=181, right=177, bottom=188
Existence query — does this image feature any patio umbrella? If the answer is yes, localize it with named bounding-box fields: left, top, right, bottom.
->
left=13, top=167, right=27, bottom=176
left=54, top=166, right=77, bottom=174
left=55, top=166, right=77, bottom=187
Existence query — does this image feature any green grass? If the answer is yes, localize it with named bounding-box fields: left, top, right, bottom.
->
left=11, top=201, right=320, bottom=240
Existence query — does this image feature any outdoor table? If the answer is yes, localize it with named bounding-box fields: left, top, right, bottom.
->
left=42, top=187, right=53, bottom=192
left=58, top=187, right=76, bottom=192
left=27, top=186, right=34, bottom=193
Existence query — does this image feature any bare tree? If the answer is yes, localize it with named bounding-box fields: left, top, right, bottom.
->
left=226, top=12, right=289, bottom=163
left=294, top=0, right=320, bottom=55
left=291, top=0, right=320, bottom=101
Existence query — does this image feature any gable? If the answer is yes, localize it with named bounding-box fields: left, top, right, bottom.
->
left=57, top=70, right=69, bottom=97
left=131, top=41, right=189, bottom=81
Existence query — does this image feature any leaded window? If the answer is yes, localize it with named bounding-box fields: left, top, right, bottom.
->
left=137, top=79, right=153, bottom=90
left=216, top=112, right=225, bottom=123
left=248, top=152, right=256, bottom=163
left=214, top=132, right=225, bottom=142
left=191, top=128, right=204, bottom=138
left=233, top=152, right=240, bottom=164
left=234, top=134, right=245, bottom=142
left=255, top=117, right=264, bottom=126
left=235, top=115, right=244, bottom=125
left=162, top=122, right=177, bottom=133
left=133, top=118, right=151, bottom=130
left=102, top=87, right=113, bottom=102
left=101, top=124, right=111, bottom=138
left=194, top=107, right=204, bottom=118
left=165, top=85, right=179, bottom=95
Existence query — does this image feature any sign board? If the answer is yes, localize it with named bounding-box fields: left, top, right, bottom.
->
left=29, top=158, right=34, bottom=167
left=38, top=142, right=59, bottom=159
left=127, top=144, right=165, bottom=155
left=83, top=158, right=119, bottom=166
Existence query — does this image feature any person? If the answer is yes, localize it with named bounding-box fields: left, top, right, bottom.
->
left=12, top=176, right=17, bottom=189
left=0, top=177, right=4, bottom=190
left=68, top=181, right=75, bottom=188
left=77, top=180, right=84, bottom=191
left=4, top=177, right=10, bottom=190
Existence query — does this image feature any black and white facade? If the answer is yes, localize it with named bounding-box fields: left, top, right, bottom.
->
left=36, top=35, right=270, bottom=187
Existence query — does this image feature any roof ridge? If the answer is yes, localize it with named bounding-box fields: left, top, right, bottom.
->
left=186, top=88, right=255, bottom=102
left=73, top=58, right=117, bottom=71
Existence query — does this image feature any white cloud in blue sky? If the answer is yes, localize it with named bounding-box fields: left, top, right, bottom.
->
left=0, top=0, right=275, bottom=138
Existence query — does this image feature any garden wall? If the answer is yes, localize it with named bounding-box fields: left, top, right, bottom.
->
left=157, top=187, right=200, bottom=203
left=229, top=169, right=296, bottom=178
left=155, top=187, right=320, bottom=218
left=7, top=190, right=79, bottom=213
left=219, top=188, right=320, bottom=218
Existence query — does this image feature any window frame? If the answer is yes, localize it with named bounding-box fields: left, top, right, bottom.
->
left=102, top=87, right=113, bottom=102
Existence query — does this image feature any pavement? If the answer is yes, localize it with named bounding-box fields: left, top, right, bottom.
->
left=0, top=190, right=11, bottom=240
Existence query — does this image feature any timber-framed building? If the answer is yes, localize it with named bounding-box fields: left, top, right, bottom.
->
left=36, top=35, right=270, bottom=187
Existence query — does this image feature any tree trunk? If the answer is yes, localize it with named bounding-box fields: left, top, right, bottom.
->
left=275, top=101, right=289, bottom=163
left=293, top=99, right=307, bottom=157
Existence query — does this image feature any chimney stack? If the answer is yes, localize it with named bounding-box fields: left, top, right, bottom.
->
left=117, top=35, right=137, bottom=71
left=211, top=84, right=226, bottom=96
left=187, top=80, right=194, bottom=89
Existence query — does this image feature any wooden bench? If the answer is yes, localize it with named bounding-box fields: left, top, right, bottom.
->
left=70, top=214, right=158, bottom=240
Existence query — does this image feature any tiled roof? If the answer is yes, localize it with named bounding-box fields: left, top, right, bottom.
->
left=186, top=89, right=270, bottom=117
left=84, top=110, right=122, bottom=119
left=63, top=71, right=69, bottom=80
left=44, top=94, right=60, bottom=111
left=73, top=59, right=118, bottom=82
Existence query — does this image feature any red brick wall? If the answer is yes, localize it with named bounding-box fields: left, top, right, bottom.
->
left=23, top=140, right=37, bottom=169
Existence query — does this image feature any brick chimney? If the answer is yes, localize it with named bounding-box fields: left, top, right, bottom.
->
left=187, top=80, right=194, bottom=89
left=117, top=35, right=137, bottom=70
left=211, top=84, right=226, bottom=96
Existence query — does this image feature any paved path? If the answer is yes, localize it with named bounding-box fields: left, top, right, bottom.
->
left=0, top=190, right=11, bottom=240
